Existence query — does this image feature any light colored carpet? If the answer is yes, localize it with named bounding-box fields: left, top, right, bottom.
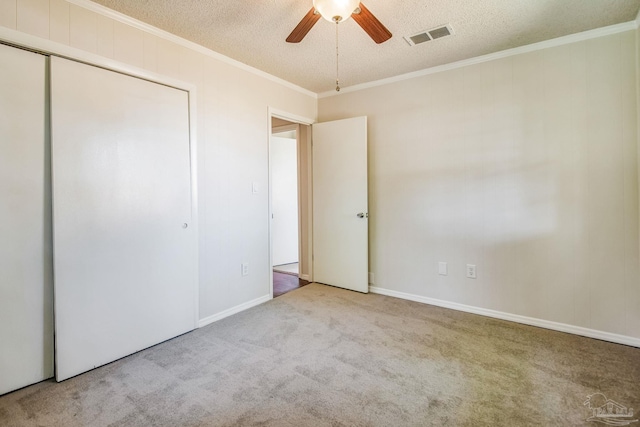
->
left=1, top=283, right=639, bottom=426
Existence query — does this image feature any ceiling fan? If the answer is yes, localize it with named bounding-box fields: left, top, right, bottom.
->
left=286, top=0, right=392, bottom=44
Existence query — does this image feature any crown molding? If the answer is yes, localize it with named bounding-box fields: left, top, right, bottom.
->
left=67, top=0, right=317, bottom=99
left=319, top=20, right=638, bottom=99
left=56, top=2, right=640, bottom=100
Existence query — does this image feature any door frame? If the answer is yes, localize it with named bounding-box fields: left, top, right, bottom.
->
left=0, top=28, right=201, bottom=328
left=267, top=107, right=314, bottom=299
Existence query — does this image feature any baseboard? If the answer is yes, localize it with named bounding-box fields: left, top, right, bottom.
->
left=198, top=294, right=271, bottom=328
left=300, top=274, right=310, bottom=281
left=273, top=269, right=298, bottom=277
left=369, top=286, right=640, bottom=348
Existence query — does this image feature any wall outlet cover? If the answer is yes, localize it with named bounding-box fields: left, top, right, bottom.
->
left=466, top=264, right=477, bottom=279
left=438, top=262, right=448, bottom=276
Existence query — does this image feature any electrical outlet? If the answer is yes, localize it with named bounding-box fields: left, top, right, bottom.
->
left=438, top=262, right=448, bottom=276
left=466, top=264, right=477, bottom=279
left=241, top=263, right=249, bottom=276
left=368, top=272, right=375, bottom=285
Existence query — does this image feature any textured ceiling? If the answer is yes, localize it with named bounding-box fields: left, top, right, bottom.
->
left=89, top=0, right=640, bottom=93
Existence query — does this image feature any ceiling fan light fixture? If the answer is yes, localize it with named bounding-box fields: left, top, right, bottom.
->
left=313, top=0, right=360, bottom=23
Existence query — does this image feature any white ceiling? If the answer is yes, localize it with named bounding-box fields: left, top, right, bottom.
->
left=89, top=0, right=640, bottom=93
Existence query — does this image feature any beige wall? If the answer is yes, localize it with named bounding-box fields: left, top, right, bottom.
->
left=0, top=0, right=317, bottom=322
left=319, top=30, right=640, bottom=341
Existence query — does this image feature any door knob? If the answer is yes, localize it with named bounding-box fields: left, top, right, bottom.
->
left=357, top=213, right=368, bottom=218
left=182, top=223, right=188, bottom=228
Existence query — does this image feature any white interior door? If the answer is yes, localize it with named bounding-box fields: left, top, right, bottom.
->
left=312, top=117, right=368, bottom=293
left=51, top=57, right=197, bottom=381
left=0, top=44, right=54, bottom=395
left=271, top=135, right=299, bottom=266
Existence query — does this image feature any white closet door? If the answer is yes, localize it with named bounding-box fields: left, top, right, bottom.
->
left=51, top=57, right=197, bottom=381
left=0, top=44, right=53, bottom=395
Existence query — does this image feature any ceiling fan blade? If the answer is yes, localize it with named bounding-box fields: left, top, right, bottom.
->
left=286, top=7, right=321, bottom=43
left=352, top=3, right=392, bottom=44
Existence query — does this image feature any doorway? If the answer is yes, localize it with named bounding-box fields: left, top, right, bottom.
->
left=269, top=114, right=312, bottom=297
left=268, top=110, right=369, bottom=297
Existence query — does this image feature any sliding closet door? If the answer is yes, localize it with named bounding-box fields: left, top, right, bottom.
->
left=0, top=44, right=53, bottom=395
left=51, top=57, right=197, bottom=381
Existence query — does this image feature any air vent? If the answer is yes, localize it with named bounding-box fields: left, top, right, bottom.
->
left=404, top=24, right=454, bottom=46
left=409, top=33, right=431, bottom=45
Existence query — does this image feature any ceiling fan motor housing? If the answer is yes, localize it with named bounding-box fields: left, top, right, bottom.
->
left=286, top=1, right=392, bottom=45
left=313, top=0, right=360, bottom=23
